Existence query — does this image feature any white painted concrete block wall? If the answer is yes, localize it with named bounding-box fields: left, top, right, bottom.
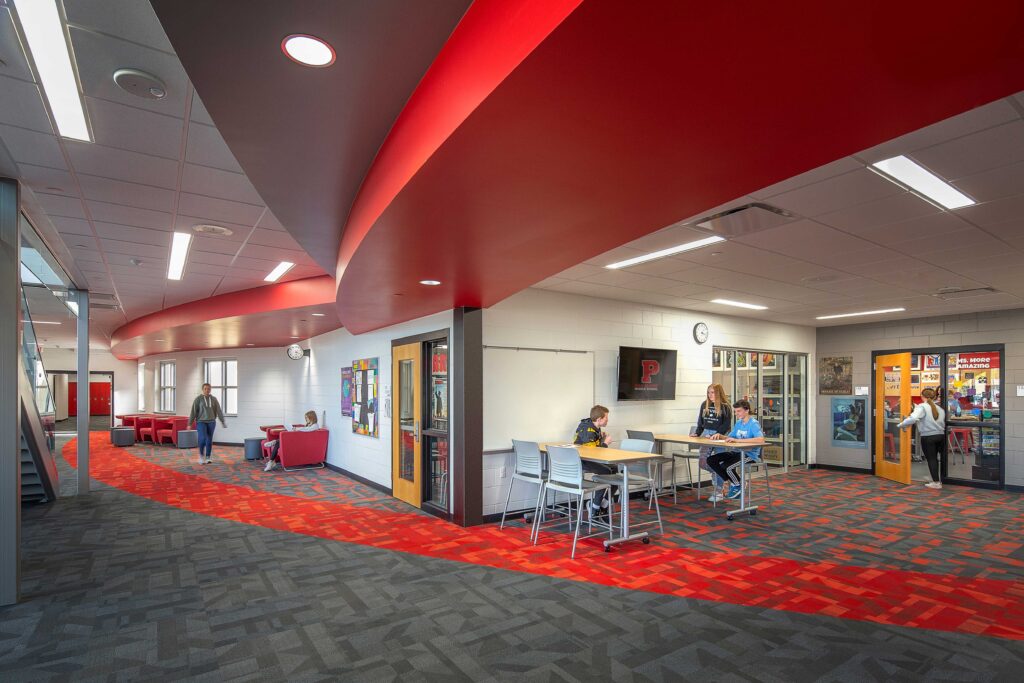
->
left=481, top=288, right=817, bottom=517
left=140, top=310, right=452, bottom=490
left=815, top=309, right=1024, bottom=487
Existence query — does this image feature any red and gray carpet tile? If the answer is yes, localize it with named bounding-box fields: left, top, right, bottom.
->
left=1, top=433, right=1022, bottom=681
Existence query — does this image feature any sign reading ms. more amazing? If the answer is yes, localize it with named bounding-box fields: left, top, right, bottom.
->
left=617, top=347, right=677, bottom=401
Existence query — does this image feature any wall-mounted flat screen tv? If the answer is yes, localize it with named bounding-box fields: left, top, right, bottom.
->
left=617, top=346, right=677, bottom=401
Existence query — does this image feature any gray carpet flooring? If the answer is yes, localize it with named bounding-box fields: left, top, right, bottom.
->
left=2, top=455, right=1023, bottom=681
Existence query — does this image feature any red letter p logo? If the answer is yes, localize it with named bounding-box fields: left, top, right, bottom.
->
left=640, top=360, right=660, bottom=384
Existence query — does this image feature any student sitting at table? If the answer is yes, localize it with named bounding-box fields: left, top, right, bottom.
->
left=706, top=400, right=765, bottom=500
left=263, top=411, right=319, bottom=471
left=696, top=383, right=732, bottom=502
left=573, top=404, right=617, bottom=518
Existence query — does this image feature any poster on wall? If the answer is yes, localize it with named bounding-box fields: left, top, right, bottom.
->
left=351, top=357, right=379, bottom=437
left=712, top=348, right=722, bottom=370
left=924, top=354, right=941, bottom=370
left=831, top=397, right=866, bottom=448
left=818, top=356, right=853, bottom=395
left=340, top=367, right=353, bottom=417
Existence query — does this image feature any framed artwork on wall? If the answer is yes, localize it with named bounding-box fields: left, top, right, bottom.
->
left=910, top=354, right=922, bottom=370
left=351, top=357, right=379, bottom=437
left=712, top=348, right=722, bottom=370
left=818, top=356, right=853, bottom=395
left=761, top=353, right=777, bottom=369
left=341, top=367, right=353, bottom=417
left=925, top=353, right=941, bottom=370
left=831, top=397, right=866, bottom=448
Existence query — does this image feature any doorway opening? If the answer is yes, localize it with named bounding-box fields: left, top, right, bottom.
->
left=872, top=346, right=1003, bottom=488
left=48, top=370, right=114, bottom=434
left=391, top=331, right=450, bottom=518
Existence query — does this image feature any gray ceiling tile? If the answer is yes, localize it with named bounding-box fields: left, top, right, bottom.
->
left=0, top=75, right=52, bottom=133
left=77, top=174, right=176, bottom=212
left=65, top=140, right=178, bottom=188
left=86, top=201, right=172, bottom=230
left=84, top=97, right=183, bottom=159
left=185, top=123, right=242, bottom=172
left=65, top=0, right=175, bottom=52
left=1, top=125, right=66, bottom=168
left=177, top=192, right=263, bottom=226
left=180, top=163, right=263, bottom=205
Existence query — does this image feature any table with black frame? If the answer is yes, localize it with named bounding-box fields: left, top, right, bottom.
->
left=655, top=434, right=762, bottom=519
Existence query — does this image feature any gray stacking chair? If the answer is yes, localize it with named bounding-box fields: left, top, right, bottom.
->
left=532, top=446, right=613, bottom=558
left=500, top=440, right=547, bottom=530
left=625, top=429, right=688, bottom=504
left=591, top=438, right=663, bottom=534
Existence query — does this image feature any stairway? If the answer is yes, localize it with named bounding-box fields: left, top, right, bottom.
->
left=21, top=434, right=49, bottom=504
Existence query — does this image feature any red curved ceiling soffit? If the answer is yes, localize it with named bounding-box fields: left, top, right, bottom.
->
left=337, top=0, right=1024, bottom=333
left=110, top=276, right=339, bottom=360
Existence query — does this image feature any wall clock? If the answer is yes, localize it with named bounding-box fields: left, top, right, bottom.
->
left=286, top=343, right=306, bottom=360
left=693, top=322, right=709, bottom=345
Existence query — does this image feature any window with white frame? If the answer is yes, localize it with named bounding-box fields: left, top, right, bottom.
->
left=138, top=362, right=145, bottom=412
left=158, top=361, right=175, bottom=412
left=203, top=359, right=237, bottom=416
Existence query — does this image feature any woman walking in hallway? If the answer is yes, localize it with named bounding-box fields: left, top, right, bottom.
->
left=189, top=383, right=227, bottom=465
left=899, top=387, right=946, bottom=489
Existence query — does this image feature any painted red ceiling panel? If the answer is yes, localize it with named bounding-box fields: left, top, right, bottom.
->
left=110, top=276, right=339, bottom=359
left=336, top=0, right=1024, bottom=333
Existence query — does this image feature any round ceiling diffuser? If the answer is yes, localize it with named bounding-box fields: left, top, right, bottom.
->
left=112, top=68, right=167, bottom=100
left=192, top=224, right=234, bottom=237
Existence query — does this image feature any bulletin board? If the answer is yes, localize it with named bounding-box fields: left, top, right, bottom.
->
left=352, top=357, right=379, bottom=437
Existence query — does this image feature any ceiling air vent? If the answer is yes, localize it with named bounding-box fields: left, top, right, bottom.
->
left=691, top=202, right=797, bottom=238
left=933, top=287, right=998, bottom=300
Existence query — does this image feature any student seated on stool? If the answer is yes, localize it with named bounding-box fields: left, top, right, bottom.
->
left=264, top=411, right=318, bottom=471
left=573, top=404, right=617, bottom=520
left=706, top=400, right=766, bottom=500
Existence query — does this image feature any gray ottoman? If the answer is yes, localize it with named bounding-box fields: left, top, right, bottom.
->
left=177, top=429, right=198, bottom=449
left=244, top=437, right=264, bottom=461
left=110, top=427, right=135, bottom=447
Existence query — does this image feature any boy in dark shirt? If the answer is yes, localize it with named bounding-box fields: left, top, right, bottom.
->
left=573, top=405, right=617, bottom=517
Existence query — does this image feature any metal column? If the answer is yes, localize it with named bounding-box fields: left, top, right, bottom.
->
left=75, top=290, right=90, bottom=495
left=1, top=178, right=21, bottom=605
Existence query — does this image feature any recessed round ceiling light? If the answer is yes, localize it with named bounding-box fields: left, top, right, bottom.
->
left=192, top=224, right=234, bottom=237
left=281, top=34, right=335, bottom=67
left=419, top=280, right=441, bottom=286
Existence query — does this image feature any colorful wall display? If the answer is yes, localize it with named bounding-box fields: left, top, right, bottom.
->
left=831, top=397, right=866, bottom=448
left=340, top=367, right=353, bottom=417
left=818, top=356, right=853, bottom=395
left=351, top=357, right=379, bottom=437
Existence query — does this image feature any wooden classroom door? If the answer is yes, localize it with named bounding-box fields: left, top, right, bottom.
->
left=90, top=382, right=111, bottom=415
left=392, top=342, right=422, bottom=507
left=875, top=353, right=912, bottom=484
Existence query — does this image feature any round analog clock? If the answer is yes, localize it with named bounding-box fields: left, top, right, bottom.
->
left=692, top=322, right=709, bottom=345
left=286, top=343, right=305, bottom=360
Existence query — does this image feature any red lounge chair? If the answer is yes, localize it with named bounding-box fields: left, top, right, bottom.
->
left=156, top=417, right=190, bottom=446
left=276, top=429, right=329, bottom=471
left=137, top=416, right=157, bottom=443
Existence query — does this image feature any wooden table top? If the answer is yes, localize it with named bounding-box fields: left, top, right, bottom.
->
left=655, top=434, right=760, bottom=449
left=538, top=443, right=665, bottom=463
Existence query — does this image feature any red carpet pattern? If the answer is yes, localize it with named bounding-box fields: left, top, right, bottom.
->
left=66, top=435, right=1024, bottom=641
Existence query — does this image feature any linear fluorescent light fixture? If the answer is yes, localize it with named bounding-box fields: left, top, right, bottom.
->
left=870, top=156, right=974, bottom=209
left=16, top=0, right=91, bottom=141
left=23, top=320, right=61, bottom=325
left=167, top=232, right=192, bottom=280
left=605, top=235, right=725, bottom=269
left=711, top=298, right=767, bottom=311
left=816, top=307, right=905, bottom=320
left=264, top=261, right=295, bottom=282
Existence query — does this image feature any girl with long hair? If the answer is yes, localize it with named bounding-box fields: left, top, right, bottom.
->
left=899, top=388, right=946, bottom=489
left=697, top=384, right=732, bottom=502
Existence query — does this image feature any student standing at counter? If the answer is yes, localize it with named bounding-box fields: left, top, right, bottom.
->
left=696, top=384, right=732, bottom=502
left=707, top=400, right=765, bottom=500
left=899, top=387, right=946, bottom=489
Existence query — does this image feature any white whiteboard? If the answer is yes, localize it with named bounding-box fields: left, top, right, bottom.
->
left=483, top=346, right=595, bottom=451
